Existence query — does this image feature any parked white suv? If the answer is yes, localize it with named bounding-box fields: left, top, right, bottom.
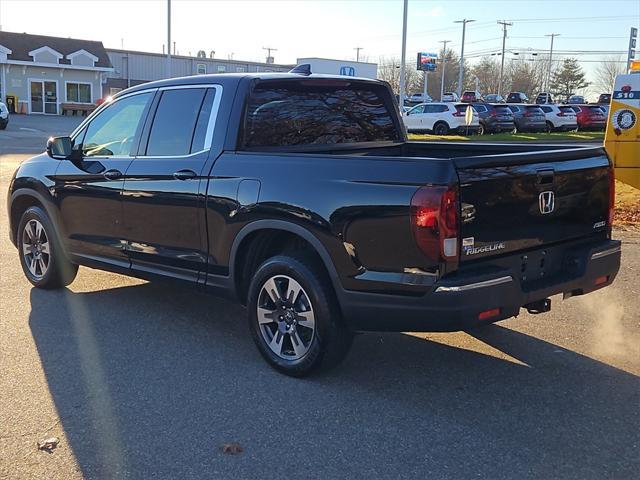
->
left=0, top=101, right=8, bottom=130
left=408, top=92, right=432, bottom=103
left=539, top=104, right=578, bottom=132
left=403, top=102, right=480, bottom=135
left=441, top=92, right=460, bottom=102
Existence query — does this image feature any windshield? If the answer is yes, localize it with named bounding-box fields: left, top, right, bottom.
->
left=243, top=80, right=400, bottom=147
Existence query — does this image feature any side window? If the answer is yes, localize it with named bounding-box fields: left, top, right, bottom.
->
left=409, top=105, right=424, bottom=115
left=82, top=92, right=152, bottom=157
left=145, top=88, right=207, bottom=156
left=422, top=105, right=435, bottom=114
left=436, top=105, right=448, bottom=113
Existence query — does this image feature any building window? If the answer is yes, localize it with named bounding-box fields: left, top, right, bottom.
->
left=66, top=82, right=92, bottom=103
left=109, top=87, right=122, bottom=96
left=217, top=65, right=226, bottom=73
left=236, top=66, right=246, bottom=72
left=196, top=63, right=207, bottom=75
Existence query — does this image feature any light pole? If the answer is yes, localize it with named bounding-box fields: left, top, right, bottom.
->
left=166, top=0, right=171, bottom=78
left=354, top=47, right=364, bottom=62
left=497, top=20, right=512, bottom=97
left=439, top=40, right=450, bottom=100
left=454, top=19, right=475, bottom=97
left=398, top=0, right=409, bottom=109
left=545, top=33, right=560, bottom=92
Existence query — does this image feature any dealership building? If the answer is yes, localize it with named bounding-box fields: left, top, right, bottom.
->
left=0, top=31, right=113, bottom=114
left=1, top=31, right=378, bottom=114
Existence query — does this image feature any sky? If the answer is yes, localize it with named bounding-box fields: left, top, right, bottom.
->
left=1, top=0, right=638, bottom=76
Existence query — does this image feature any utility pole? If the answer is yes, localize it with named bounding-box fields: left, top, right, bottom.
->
left=166, top=0, right=171, bottom=78
left=398, top=0, right=408, bottom=109
left=263, top=47, right=277, bottom=63
left=545, top=33, right=560, bottom=92
left=423, top=70, right=429, bottom=100
left=497, top=20, right=512, bottom=97
left=439, top=40, right=450, bottom=100
left=354, top=47, right=364, bottom=62
left=454, top=19, right=475, bottom=97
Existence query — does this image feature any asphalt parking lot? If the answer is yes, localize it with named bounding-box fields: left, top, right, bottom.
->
left=1, top=116, right=639, bottom=479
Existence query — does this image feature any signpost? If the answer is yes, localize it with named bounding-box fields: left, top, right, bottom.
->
left=417, top=52, right=438, bottom=101
left=628, top=27, right=638, bottom=71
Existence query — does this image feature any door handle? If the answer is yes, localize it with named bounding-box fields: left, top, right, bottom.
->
left=103, top=169, right=123, bottom=180
left=173, top=169, right=197, bottom=180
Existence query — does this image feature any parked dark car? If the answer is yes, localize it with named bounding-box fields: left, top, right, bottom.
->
left=597, top=93, right=611, bottom=104
left=507, top=104, right=547, bottom=132
left=471, top=102, right=515, bottom=134
left=567, top=95, right=585, bottom=104
left=461, top=90, right=482, bottom=102
left=568, top=104, right=607, bottom=130
left=8, top=72, right=620, bottom=376
left=483, top=94, right=504, bottom=103
left=506, top=92, right=529, bottom=103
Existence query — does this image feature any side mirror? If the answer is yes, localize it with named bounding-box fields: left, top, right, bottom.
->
left=46, top=136, right=73, bottom=159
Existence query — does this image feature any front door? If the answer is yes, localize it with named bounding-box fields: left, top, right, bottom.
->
left=54, top=91, right=154, bottom=267
left=121, top=86, right=218, bottom=283
left=30, top=81, right=58, bottom=114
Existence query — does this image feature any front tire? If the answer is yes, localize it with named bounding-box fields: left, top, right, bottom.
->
left=17, top=206, right=78, bottom=289
left=433, top=122, right=449, bottom=136
left=247, top=254, right=353, bottom=377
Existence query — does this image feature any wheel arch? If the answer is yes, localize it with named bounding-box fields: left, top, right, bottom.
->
left=9, top=189, right=59, bottom=247
left=229, top=220, right=342, bottom=305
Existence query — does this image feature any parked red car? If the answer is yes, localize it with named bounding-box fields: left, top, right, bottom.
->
left=568, top=105, right=607, bottom=130
left=461, top=90, right=482, bottom=102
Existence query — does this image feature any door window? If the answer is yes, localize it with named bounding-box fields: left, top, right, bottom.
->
left=145, top=88, right=209, bottom=156
left=408, top=105, right=424, bottom=115
left=82, top=92, right=152, bottom=157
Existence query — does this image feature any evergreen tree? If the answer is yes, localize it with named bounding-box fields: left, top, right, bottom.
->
left=550, top=58, right=590, bottom=101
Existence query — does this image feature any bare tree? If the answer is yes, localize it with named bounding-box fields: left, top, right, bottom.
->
left=594, top=55, right=626, bottom=93
left=377, top=56, right=421, bottom=95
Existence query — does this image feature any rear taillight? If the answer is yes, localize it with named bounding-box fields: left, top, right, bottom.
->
left=411, top=185, right=459, bottom=263
left=490, top=110, right=497, bottom=117
left=608, top=167, right=615, bottom=226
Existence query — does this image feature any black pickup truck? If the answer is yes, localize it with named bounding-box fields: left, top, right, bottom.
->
left=8, top=72, right=621, bottom=376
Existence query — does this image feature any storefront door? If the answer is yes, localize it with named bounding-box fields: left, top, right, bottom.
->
left=29, top=80, right=58, bottom=114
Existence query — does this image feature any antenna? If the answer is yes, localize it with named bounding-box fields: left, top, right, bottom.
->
left=263, top=46, right=277, bottom=64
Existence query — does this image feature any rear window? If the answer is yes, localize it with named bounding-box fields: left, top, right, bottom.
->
left=559, top=106, right=575, bottom=114
left=588, top=106, right=605, bottom=114
left=243, top=80, right=400, bottom=147
left=473, top=104, right=488, bottom=113
left=455, top=104, right=473, bottom=113
left=508, top=105, right=520, bottom=112
left=494, top=106, right=512, bottom=114
left=525, top=106, right=544, bottom=114
left=540, top=106, right=552, bottom=113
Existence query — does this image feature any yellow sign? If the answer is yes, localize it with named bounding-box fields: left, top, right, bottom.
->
left=604, top=72, right=640, bottom=189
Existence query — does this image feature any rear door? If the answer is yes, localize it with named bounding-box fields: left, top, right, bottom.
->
left=455, top=149, right=611, bottom=262
left=121, top=85, right=221, bottom=283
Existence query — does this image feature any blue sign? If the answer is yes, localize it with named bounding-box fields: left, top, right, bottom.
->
left=339, top=66, right=356, bottom=76
left=417, top=52, right=438, bottom=72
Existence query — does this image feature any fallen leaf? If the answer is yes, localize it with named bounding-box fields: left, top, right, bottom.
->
left=37, top=437, right=60, bottom=453
left=221, top=442, right=243, bottom=455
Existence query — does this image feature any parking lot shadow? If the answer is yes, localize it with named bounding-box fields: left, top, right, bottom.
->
left=28, top=283, right=639, bottom=479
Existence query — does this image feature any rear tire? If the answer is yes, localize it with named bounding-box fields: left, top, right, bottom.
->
left=433, top=122, right=449, bottom=136
left=17, top=206, right=78, bottom=289
left=545, top=121, right=554, bottom=133
left=478, top=122, right=485, bottom=135
left=247, top=254, right=353, bottom=377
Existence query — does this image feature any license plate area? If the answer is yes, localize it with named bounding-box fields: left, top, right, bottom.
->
left=519, top=248, right=562, bottom=288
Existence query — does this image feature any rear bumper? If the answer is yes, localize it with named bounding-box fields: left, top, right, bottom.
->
left=340, top=238, right=621, bottom=332
left=455, top=125, right=481, bottom=134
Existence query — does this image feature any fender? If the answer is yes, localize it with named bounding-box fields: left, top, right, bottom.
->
left=228, top=219, right=344, bottom=299
left=9, top=188, right=62, bottom=246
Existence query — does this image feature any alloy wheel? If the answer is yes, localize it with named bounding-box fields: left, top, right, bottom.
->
left=22, top=219, right=50, bottom=279
left=257, top=275, right=316, bottom=360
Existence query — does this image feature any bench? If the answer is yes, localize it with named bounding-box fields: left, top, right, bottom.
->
left=61, top=103, right=97, bottom=116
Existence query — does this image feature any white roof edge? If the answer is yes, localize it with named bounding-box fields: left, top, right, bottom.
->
left=28, top=45, right=64, bottom=58
left=67, top=49, right=99, bottom=61
left=0, top=44, right=12, bottom=54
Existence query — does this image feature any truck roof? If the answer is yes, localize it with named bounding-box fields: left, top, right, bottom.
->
left=119, top=72, right=385, bottom=97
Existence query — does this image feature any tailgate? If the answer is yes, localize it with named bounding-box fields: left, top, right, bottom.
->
left=455, top=148, right=611, bottom=261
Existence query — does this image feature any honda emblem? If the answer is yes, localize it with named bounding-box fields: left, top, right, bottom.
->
left=539, top=191, right=555, bottom=214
